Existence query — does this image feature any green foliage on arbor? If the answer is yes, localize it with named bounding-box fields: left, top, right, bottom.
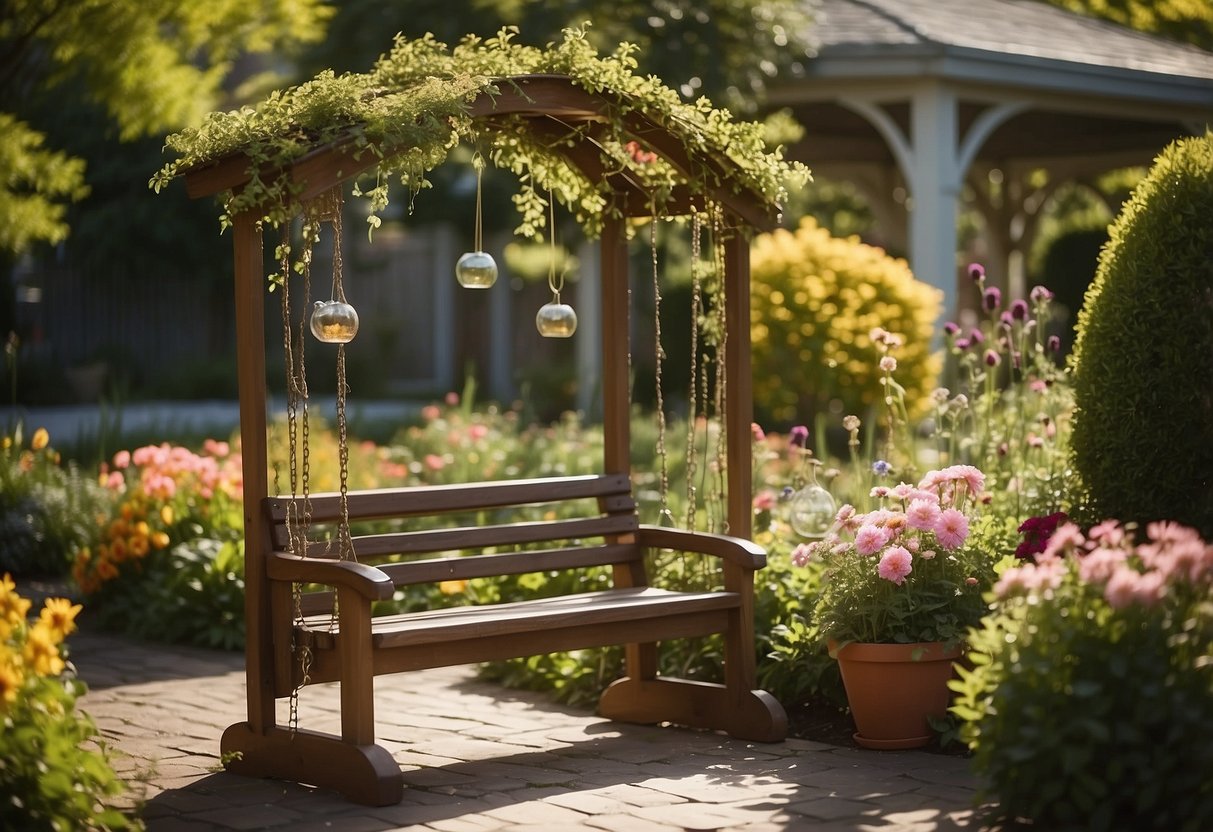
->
left=301, top=0, right=816, bottom=116
left=0, top=0, right=332, bottom=257
left=1069, top=133, right=1213, bottom=536
left=153, top=25, right=809, bottom=240
left=749, top=217, right=942, bottom=426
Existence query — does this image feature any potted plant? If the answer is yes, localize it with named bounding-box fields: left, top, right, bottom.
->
left=792, top=464, right=995, bottom=748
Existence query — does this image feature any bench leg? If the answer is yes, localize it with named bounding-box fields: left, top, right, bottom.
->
left=221, top=722, right=404, bottom=806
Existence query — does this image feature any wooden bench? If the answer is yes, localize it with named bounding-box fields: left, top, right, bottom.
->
left=220, top=473, right=787, bottom=805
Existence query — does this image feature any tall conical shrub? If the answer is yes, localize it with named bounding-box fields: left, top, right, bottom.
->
left=1069, top=133, right=1213, bottom=536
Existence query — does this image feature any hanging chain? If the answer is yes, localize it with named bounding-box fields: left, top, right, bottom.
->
left=327, top=188, right=355, bottom=564
left=281, top=219, right=314, bottom=735
left=709, top=205, right=730, bottom=535
left=650, top=207, right=673, bottom=526
left=546, top=190, right=564, bottom=300
left=473, top=151, right=485, bottom=253
left=684, top=210, right=703, bottom=530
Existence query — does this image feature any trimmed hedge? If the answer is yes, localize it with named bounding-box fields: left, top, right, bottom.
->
left=1069, top=133, right=1213, bottom=536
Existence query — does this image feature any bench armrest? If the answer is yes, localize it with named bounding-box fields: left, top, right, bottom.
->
left=266, top=552, right=396, bottom=601
left=636, top=525, right=767, bottom=570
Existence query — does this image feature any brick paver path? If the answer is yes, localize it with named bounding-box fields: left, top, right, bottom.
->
left=72, top=630, right=987, bottom=831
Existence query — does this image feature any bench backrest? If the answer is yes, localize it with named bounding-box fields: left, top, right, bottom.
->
left=262, top=474, right=642, bottom=598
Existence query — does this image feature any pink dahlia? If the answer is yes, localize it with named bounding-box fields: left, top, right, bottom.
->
left=878, top=546, right=913, bottom=585
left=934, top=508, right=969, bottom=550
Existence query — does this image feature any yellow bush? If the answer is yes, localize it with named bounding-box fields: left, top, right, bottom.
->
left=750, top=217, right=942, bottom=425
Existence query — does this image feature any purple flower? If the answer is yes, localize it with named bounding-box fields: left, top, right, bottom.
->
left=969, top=328, right=985, bottom=345
left=872, top=459, right=891, bottom=476
left=1047, top=335, right=1061, bottom=353
left=943, top=321, right=960, bottom=336
left=1000, top=311, right=1014, bottom=328
left=954, top=337, right=971, bottom=350
left=1010, top=299, right=1029, bottom=320
left=1029, top=285, right=1054, bottom=303
left=984, top=349, right=1001, bottom=367
left=983, top=287, right=1001, bottom=311
left=968, top=263, right=985, bottom=282
left=789, top=425, right=809, bottom=448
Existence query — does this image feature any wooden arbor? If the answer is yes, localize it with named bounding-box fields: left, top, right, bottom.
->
left=184, top=74, right=784, bottom=802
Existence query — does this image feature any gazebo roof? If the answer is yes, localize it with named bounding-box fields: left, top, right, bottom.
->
left=811, top=0, right=1213, bottom=100
left=767, top=0, right=1213, bottom=311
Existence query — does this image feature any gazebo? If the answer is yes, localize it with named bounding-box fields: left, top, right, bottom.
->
left=772, top=0, right=1213, bottom=315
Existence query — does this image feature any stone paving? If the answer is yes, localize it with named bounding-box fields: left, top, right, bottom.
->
left=72, top=629, right=989, bottom=831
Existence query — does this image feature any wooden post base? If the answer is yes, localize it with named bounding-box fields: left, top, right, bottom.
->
left=220, top=722, right=404, bottom=806
left=597, top=677, right=788, bottom=743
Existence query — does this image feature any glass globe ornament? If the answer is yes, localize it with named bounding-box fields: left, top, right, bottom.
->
left=310, top=300, right=359, bottom=343
left=788, top=462, right=836, bottom=538
left=536, top=299, right=577, bottom=338
left=455, top=250, right=498, bottom=288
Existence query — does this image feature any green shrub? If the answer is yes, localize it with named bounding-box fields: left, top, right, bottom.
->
left=750, top=217, right=942, bottom=426
left=1069, top=134, right=1213, bottom=537
left=952, top=520, right=1213, bottom=831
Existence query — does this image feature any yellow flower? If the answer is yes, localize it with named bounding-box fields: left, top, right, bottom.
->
left=160, top=505, right=174, bottom=526
left=438, top=579, right=468, bottom=596
left=0, top=660, right=23, bottom=707
left=150, top=530, right=171, bottom=549
left=38, top=598, right=82, bottom=641
left=23, top=622, right=65, bottom=676
left=129, top=535, right=150, bottom=557
left=30, top=427, right=49, bottom=450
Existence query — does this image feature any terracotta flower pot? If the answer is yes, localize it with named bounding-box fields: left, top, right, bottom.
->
left=830, top=640, right=962, bottom=750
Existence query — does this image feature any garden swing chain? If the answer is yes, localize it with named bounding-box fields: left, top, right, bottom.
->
left=280, top=218, right=315, bottom=735
left=684, top=209, right=703, bottom=530
left=649, top=202, right=674, bottom=527
left=709, top=206, right=729, bottom=536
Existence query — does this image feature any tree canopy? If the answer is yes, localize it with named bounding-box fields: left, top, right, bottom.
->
left=0, top=0, right=332, bottom=258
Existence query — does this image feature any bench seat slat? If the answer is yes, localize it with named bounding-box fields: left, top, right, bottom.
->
left=300, top=587, right=738, bottom=650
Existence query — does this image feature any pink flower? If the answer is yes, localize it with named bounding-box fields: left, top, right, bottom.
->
left=934, top=509, right=969, bottom=550
left=906, top=499, right=941, bottom=531
left=421, top=405, right=441, bottom=421
left=854, top=524, right=890, bottom=555
left=878, top=546, right=913, bottom=585
left=444, top=392, right=460, bottom=406
left=1078, top=546, right=1128, bottom=584
left=879, top=356, right=897, bottom=372
left=791, top=543, right=813, bottom=567
left=424, top=454, right=446, bottom=471
left=752, top=490, right=776, bottom=512
left=112, top=449, right=131, bottom=469
left=468, top=424, right=489, bottom=441
left=1041, top=522, right=1086, bottom=559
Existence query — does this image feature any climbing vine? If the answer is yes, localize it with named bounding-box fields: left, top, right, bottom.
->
left=151, top=24, right=808, bottom=238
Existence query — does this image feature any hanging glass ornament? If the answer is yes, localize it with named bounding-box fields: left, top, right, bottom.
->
left=456, top=250, right=497, bottom=288
left=310, top=192, right=359, bottom=344
left=310, top=300, right=359, bottom=343
left=536, top=295, right=577, bottom=337
left=789, top=455, right=836, bottom=538
left=455, top=152, right=497, bottom=288
left=537, top=189, right=577, bottom=338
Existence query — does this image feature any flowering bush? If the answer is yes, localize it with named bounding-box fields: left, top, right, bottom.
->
left=794, top=464, right=995, bottom=645
left=0, top=576, right=141, bottom=830
left=952, top=520, right=1213, bottom=830
left=74, top=440, right=247, bottom=649
left=1, top=427, right=113, bottom=578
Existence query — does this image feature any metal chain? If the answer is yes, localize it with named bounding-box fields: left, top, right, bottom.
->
left=710, top=205, right=729, bottom=535
left=684, top=210, right=703, bottom=530
left=650, top=208, right=673, bottom=527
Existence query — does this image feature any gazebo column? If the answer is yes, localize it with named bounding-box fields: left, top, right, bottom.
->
left=907, top=84, right=962, bottom=320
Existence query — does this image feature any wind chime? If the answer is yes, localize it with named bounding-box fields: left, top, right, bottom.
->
left=278, top=186, right=360, bottom=731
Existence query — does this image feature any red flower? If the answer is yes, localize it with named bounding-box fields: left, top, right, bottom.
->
left=1015, top=511, right=1069, bottom=561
